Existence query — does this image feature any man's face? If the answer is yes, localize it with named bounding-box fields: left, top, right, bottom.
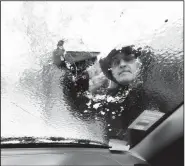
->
left=111, top=52, right=141, bottom=85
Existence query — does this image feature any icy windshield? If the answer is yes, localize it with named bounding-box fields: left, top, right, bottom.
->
left=1, top=1, right=183, bottom=147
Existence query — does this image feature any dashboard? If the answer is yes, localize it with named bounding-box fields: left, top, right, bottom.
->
left=2, top=147, right=149, bottom=166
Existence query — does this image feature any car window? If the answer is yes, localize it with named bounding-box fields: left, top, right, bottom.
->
left=1, top=1, right=183, bottom=148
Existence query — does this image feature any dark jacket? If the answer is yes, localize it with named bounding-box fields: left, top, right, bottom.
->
left=60, top=60, right=158, bottom=140
left=106, top=84, right=147, bottom=140
left=60, top=63, right=165, bottom=141
left=87, top=83, right=161, bottom=141
left=61, top=61, right=91, bottom=119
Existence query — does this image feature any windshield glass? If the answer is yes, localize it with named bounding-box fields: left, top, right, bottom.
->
left=1, top=1, right=183, bottom=148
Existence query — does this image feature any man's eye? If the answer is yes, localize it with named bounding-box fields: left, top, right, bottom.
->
left=126, top=58, right=135, bottom=62
left=124, top=55, right=136, bottom=62
left=113, top=59, right=120, bottom=66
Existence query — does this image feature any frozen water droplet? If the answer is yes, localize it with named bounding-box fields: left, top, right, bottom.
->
left=107, top=124, right=110, bottom=126
left=112, top=112, right=115, bottom=114
left=93, top=103, right=101, bottom=109
left=86, top=101, right=91, bottom=106
left=100, top=111, right=105, bottom=115
left=107, top=96, right=114, bottom=102
left=109, top=128, right=112, bottom=131
left=112, top=116, right=116, bottom=119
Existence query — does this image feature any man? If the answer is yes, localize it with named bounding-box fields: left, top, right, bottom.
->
left=93, top=45, right=157, bottom=141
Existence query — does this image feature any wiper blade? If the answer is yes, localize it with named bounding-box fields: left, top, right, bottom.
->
left=1, top=137, right=38, bottom=144
left=1, top=137, right=110, bottom=148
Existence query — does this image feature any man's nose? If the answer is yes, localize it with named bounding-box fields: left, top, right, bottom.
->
left=119, top=60, right=127, bottom=68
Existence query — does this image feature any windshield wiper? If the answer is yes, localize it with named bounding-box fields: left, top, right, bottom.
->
left=1, top=137, right=110, bottom=149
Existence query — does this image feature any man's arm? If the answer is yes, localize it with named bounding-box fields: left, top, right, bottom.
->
left=74, top=70, right=90, bottom=93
